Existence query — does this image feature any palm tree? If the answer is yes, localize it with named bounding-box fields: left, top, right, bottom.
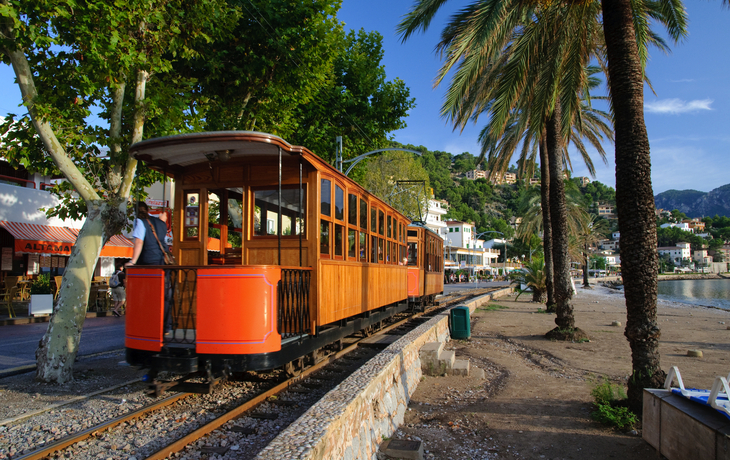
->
left=399, top=0, right=687, bottom=412
left=572, top=211, right=609, bottom=287
left=509, top=257, right=547, bottom=303
left=599, top=0, right=687, bottom=410
left=400, top=1, right=604, bottom=339
left=483, top=69, right=612, bottom=312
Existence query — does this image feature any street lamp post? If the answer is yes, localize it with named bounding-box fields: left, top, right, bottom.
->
left=475, top=230, right=506, bottom=281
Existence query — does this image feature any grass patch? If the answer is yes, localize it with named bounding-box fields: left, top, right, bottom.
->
left=480, top=304, right=509, bottom=311
left=590, top=378, right=638, bottom=430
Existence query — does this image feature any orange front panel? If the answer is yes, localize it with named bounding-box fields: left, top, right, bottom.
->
left=195, top=267, right=282, bottom=354
left=407, top=267, right=421, bottom=296
left=125, top=268, right=165, bottom=351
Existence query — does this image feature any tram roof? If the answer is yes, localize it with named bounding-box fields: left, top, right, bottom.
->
left=130, top=131, right=306, bottom=171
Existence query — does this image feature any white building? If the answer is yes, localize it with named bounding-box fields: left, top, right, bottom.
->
left=465, top=169, right=487, bottom=180
left=660, top=222, right=692, bottom=233
left=657, top=242, right=691, bottom=265
left=425, top=199, right=448, bottom=239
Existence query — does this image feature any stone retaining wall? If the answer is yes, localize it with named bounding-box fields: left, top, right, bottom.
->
left=256, top=287, right=513, bottom=460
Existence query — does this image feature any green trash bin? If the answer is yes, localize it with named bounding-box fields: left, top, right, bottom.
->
left=450, top=306, right=471, bottom=339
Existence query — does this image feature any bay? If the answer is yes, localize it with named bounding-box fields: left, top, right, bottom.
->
left=657, top=278, right=730, bottom=310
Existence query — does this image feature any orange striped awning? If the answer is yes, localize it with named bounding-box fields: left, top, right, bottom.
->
left=0, top=221, right=133, bottom=257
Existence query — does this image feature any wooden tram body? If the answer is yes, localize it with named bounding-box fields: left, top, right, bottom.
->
left=124, top=132, right=443, bottom=386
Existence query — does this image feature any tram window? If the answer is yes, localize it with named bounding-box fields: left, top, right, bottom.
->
left=348, top=229, right=357, bottom=258
left=359, top=232, right=367, bottom=261
left=378, top=238, right=384, bottom=262
left=320, top=220, right=330, bottom=255
left=348, top=194, right=358, bottom=225
left=253, top=188, right=306, bottom=237
left=407, top=242, right=418, bottom=266
left=378, top=210, right=385, bottom=235
left=321, top=179, right=331, bottom=217
left=387, top=216, right=392, bottom=238
left=371, top=235, right=378, bottom=262
left=184, top=191, right=200, bottom=239
left=385, top=239, right=389, bottom=262
left=360, top=199, right=367, bottom=230
left=208, top=191, right=244, bottom=249
left=334, top=224, right=343, bottom=257
left=371, top=208, right=377, bottom=234
left=335, top=185, right=344, bottom=221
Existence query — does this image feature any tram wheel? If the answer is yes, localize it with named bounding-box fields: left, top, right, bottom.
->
left=284, top=357, right=305, bottom=377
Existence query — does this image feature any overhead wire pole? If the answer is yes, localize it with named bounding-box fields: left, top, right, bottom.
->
left=336, top=147, right=423, bottom=176
left=475, top=230, right=506, bottom=282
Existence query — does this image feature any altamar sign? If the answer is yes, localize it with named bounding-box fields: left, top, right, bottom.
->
left=15, top=240, right=73, bottom=255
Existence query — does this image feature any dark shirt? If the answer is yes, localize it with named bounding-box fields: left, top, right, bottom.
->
left=138, top=216, right=169, bottom=266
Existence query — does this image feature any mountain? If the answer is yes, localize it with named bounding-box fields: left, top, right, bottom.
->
left=654, top=184, right=730, bottom=218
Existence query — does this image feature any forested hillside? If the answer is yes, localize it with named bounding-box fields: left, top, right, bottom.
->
left=393, top=143, right=618, bottom=236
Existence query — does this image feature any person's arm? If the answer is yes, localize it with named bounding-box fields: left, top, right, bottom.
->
left=126, top=219, right=146, bottom=266
left=126, top=239, right=144, bottom=266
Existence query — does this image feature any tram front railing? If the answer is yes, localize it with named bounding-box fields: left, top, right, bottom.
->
left=278, top=268, right=312, bottom=339
left=166, top=267, right=197, bottom=345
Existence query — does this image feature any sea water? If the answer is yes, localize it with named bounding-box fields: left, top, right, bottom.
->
left=657, top=279, right=730, bottom=310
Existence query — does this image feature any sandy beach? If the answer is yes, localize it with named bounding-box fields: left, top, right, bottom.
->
left=392, top=282, right=730, bottom=459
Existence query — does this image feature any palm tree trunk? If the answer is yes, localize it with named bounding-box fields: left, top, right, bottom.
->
left=583, top=243, right=590, bottom=288
left=546, top=108, right=575, bottom=331
left=602, top=0, right=664, bottom=412
left=539, top=131, right=556, bottom=311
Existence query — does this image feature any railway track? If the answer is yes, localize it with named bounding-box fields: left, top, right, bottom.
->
left=7, top=288, right=502, bottom=460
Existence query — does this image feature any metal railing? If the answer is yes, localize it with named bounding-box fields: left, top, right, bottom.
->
left=278, top=268, right=311, bottom=339
left=166, top=268, right=197, bottom=345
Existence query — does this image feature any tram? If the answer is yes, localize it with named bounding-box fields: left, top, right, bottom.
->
left=124, top=131, right=443, bottom=392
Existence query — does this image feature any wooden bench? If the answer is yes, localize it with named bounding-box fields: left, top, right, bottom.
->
left=644, top=388, right=730, bottom=459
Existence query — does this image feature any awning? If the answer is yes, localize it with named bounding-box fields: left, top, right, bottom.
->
left=0, top=221, right=133, bottom=258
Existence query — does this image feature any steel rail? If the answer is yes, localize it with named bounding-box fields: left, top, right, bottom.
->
left=13, top=392, right=188, bottom=460
left=144, top=291, right=500, bottom=460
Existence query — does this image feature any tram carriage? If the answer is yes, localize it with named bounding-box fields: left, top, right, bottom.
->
left=124, top=131, right=443, bottom=391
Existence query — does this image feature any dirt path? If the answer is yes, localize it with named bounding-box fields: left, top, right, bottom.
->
left=389, top=285, right=730, bottom=460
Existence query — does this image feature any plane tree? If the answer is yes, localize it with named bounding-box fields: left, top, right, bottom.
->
left=0, top=0, right=234, bottom=383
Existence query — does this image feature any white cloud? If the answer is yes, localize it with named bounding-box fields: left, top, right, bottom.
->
left=644, top=98, right=713, bottom=115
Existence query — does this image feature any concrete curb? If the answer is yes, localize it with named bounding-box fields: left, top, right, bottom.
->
left=257, top=287, right=514, bottom=460
left=0, top=311, right=117, bottom=327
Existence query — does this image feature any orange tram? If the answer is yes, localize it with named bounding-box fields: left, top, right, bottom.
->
left=125, top=131, right=444, bottom=393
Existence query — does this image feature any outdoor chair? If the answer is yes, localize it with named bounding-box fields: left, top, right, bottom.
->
left=1, top=277, right=18, bottom=318
left=54, top=276, right=63, bottom=300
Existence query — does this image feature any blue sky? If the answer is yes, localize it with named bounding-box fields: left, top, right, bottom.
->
left=1, top=2, right=728, bottom=195
left=337, top=1, right=730, bottom=195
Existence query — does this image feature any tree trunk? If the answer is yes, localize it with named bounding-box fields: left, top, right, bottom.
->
left=602, top=0, right=664, bottom=412
left=583, top=244, right=590, bottom=288
left=539, top=132, right=555, bottom=311
left=35, top=202, right=127, bottom=383
left=545, top=108, right=575, bottom=331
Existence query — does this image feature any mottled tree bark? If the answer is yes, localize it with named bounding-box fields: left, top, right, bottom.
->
left=546, top=107, right=575, bottom=331
left=539, top=131, right=555, bottom=311
left=602, top=0, right=664, bottom=412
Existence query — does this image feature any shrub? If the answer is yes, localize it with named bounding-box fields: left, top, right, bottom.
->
left=590, top=378, right=638, bottom=430
left=30, top=274, right=51, bottom=295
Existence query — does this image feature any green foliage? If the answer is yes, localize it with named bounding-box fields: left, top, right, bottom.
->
left=509, top=257, right=547, bottom=302
left=30, top=274, right=51, bottom=295
left=290, top=29, right=416, bottom=163
left=360, top=150, right=430, bottom=220
left=590, top=379, right=638, bottom=430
